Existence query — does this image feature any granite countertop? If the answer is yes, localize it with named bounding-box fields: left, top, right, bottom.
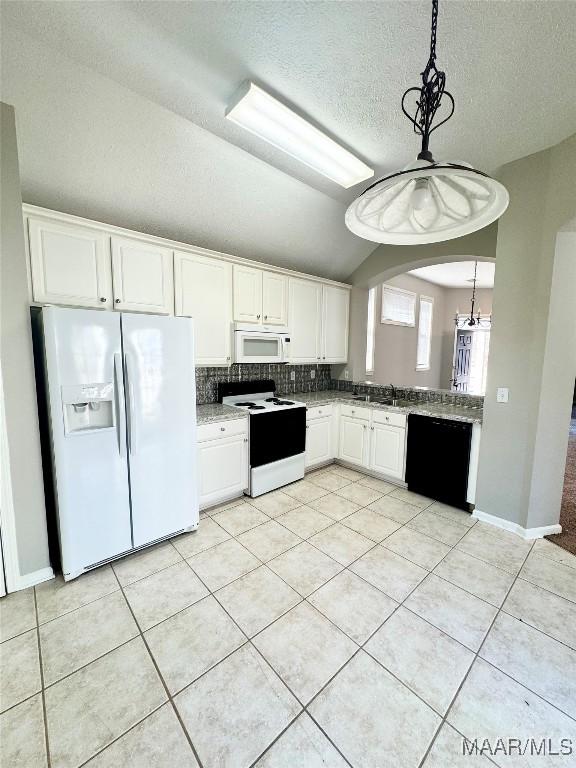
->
left=280, top=390, right=483, bottom=424
left=196, top=403, right=249, bottom=425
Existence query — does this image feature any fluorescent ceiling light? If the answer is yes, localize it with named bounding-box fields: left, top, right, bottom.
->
left=226, top=82, right=374, bottom=188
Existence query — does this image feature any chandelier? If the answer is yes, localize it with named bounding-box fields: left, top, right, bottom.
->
left=454, top=261, right=491, bottom=328
left=345, top=0, right=509, bottom=245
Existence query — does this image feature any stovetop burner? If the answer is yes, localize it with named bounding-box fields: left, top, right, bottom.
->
left=248, top=405, right=265, bottom=410
left=275, top=400, right=294, bottom=405
left=235, top=401, right=256, bottom=406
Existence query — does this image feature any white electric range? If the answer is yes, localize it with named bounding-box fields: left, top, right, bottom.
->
left=219, top=380, right=307, bottom=497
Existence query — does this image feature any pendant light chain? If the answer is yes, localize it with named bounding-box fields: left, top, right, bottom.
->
left=401, top=0, right=454, bottom=162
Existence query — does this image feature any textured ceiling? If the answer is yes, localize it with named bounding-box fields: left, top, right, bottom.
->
left=409, top=261, right=495, bottom=288
left=2, top=1, right=576, bottom=279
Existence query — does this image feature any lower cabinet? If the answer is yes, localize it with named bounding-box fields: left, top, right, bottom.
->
left=305, top=406, right=334, bottom=468
left=369, top=422, right=405, bottom=480
left=338, top=415, right=370, bottom=468
left=338, top=406, right=407, bottom=480
left=197, top=420, right=248, bottom=509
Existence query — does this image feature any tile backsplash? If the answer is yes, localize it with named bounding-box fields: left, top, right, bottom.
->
left=195, top=365, right=483, bottom=408
left=195, top=364, right=332, bottom=404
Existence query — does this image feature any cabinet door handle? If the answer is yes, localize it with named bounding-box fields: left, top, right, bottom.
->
left=226, top=356, right=231, bottom=361
left=100, top=297, right=107, bottom=303
left=220, top=427, right=226, bottom=431
left=264, top=315, right=268, bottom=320
left=115, top=298, right=120, bottom=304
left=257, top=314, right=261, bottom=319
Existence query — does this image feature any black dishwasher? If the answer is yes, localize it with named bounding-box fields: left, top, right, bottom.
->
left=405, top=414, right=472, bottom=510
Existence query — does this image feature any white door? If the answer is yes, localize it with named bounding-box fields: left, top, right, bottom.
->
left=28, top=217, right=112, bottom=308
left=338, top=416, right=369, bottom=467
left=370, top=423, right=405, bottom=480
left=322, top=285, right=350, bottom=362
left=42, top=307, right=132, bottom=577
left=288, top=278, right=322, bottom=363
left=175, top=251, right=233, bottom=366
left=262, top=271, right=288, bottom=325
left=233, top=265, right=262, bottom=323
left=305, top=416, right=332, bottom=468
left=121, top=313, right=198, bottom=547
left=111, top=237, right=174, bottom=314
left=198, top=435, right=248, bottom=508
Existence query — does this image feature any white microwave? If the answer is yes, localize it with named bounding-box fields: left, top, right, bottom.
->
left=233, top=323, right=290, bottom=364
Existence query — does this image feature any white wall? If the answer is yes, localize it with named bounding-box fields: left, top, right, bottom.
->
left=476, top=133, right=576, bottom=531
left=362, top=274, right=493, bottom=390
left=0, top=103, right=51, bottom=585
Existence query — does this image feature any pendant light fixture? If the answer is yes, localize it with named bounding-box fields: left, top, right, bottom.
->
left=454, top=261, right=491, bottom=328
left=346, top=0, right=509, bottom=245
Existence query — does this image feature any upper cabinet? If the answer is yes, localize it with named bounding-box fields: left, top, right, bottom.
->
left=288, top=278, right=350, bottom=364
left=25, top=207, right=349, bottom=366
left=111, top=237, right=173, bottom=314
left=28, top=217, right=112, bottom=308
left=322, top=285, right=350, bottom=363
left=262, top=271, right=288, bottom=325
left=233, top=265, right=288, bottom=326
left=174, top=250, right=233, bottom=366
left=288, top=278, right=322, bottom=363
left=233, top=265, right=262, bottom=323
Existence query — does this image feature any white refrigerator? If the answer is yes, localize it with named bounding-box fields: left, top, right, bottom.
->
left=40, top=306, right=198, bottom=580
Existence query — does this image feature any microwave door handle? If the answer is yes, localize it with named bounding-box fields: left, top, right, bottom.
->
left=281, top=336, right=287, bottom=362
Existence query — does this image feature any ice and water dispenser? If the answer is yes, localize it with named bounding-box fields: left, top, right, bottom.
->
left=62, top=383, right=115, bottom=434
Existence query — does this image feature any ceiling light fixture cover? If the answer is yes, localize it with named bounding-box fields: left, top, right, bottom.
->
left=346, top=0, right=509, bottom=245
left=226, top=81, right=374, bottom=189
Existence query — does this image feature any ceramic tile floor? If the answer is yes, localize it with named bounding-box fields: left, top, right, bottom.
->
left=2, top=465, right=576, bottom=768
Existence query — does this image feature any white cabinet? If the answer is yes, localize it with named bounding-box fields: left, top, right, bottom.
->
left=197, top=420, right=248, bottom=509
left=174, top=250, right=233, bottom=366
left=369, top=422, right=405, bottom=480
left=233, top=265, right=262, bottom=323
left=111, top=237, right=173, bottom=314
left=288, top=278, right=349, bottom=364
left=288, top=278, right=322, bottom=363
left=338, top=415, right=370, bottom=467
left=322, top=285, right=349, bottom=363
left=28, top=217, right=112, bottom=308
left=233, top=266, right=288, bottom=326
left=305, top=405, right=334, bottom=469
left=262, top=271, right=288, bottom=325
left=337, top=406, right=406, bottom=480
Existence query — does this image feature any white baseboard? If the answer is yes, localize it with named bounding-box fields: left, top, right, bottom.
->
left=472, top=509, right=562, bottom=540
left=13, top=566, right=54, bottom=591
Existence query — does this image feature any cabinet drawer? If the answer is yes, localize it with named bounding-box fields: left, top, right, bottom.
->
left=306, top=404, right=333, bottom=421
left=372, top=410, right=407, bottom=428
left=197, top=419, right=248, bottom=443
left=339, top=404, right=370, bottom=421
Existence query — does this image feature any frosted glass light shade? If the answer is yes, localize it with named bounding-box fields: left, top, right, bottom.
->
left=345, top=160, right=509, bottom=244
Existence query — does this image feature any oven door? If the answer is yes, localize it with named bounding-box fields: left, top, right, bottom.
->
left=249, top=408, right=306, bottom=468
left=234, top=332, right=285, bottom=364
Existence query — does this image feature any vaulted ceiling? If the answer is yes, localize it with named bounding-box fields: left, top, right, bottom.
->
left=2, top=1, right=575, bottom=280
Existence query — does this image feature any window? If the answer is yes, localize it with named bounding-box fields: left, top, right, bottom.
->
left=365, top=286, right=377, bottom=374
left=381, top=285, right=416, bottom=326
left=416, top=296, right=434, bottom=370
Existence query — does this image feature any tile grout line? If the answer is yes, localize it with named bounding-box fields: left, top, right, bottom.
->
left=22, top=468, right=571, bottom=767
left=32, top=586, right=52, bottom=768
left=179, top=539, right=358, bottom=767
left=415, top=537, right=539, bottom=768
left=109, top=567, right=207, bottom=768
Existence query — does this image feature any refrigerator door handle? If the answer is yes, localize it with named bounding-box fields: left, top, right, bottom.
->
left=113, top=353, right=127, bottom=457
left=124, top=352, right=137, bottom=455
